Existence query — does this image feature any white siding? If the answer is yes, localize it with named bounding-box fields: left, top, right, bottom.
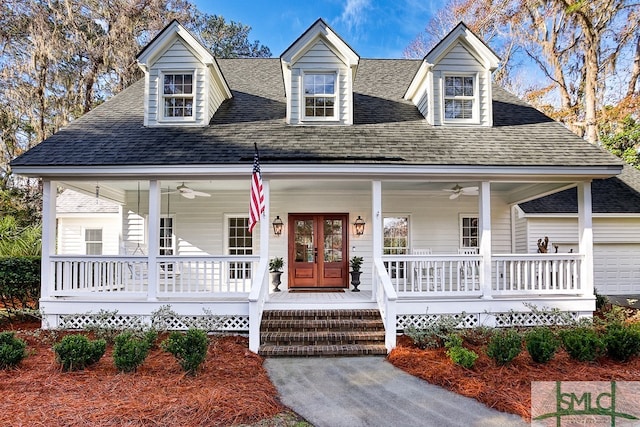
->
left=432, top=42, right=491, bottom=126
left=147, top=40, right=209, bottom=127
left=57, top=216, right=121, bottom=255
left=289, top=40, right=351, bottom=125
left=513, top=208, right=528, bottom=253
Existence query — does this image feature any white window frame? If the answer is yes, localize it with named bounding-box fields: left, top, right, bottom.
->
left=159, top=70, right=196, bottom=123
left=84, top=228, right=103, bottom=255
left=301, top=70, right=339, bottom=122
left=159, top=215, right=176, bottom=256
left=442, top=73, right=479, bottom=124
left=459, top=214, right=479, bottom=249
left=225, top=214, right=253, bottom=280
left=383, top=215, right=410, bottom=280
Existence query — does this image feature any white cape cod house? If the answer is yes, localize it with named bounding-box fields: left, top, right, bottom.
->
left=11, top=19, right=623, bottom=355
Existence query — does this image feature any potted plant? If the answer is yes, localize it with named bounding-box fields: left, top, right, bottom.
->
left=349, top=256, right=364, bottom=292
left=269, top=257, right=284, bottom=292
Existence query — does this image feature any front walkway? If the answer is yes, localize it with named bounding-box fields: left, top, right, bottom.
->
left=264, top=356, right=527, bottom=427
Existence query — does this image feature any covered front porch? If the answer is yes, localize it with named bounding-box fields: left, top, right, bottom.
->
left=40, top=174, right=597, bottom=352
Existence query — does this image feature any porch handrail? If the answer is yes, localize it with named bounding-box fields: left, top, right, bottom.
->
left=492, top=253, right=583, bottom=295
left=50, top=255, right=260, bottom=297
left=248, top=256, right=270, bottom=353
left=373, top=257, right=397, bottom=352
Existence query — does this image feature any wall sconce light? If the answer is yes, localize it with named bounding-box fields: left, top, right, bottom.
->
left=354, top=216, right=366, bottom=236
left=272, top=216, right=284, bottom=236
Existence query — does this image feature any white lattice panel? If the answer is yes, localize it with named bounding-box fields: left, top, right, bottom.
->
left=494, top=311, right=578, bottom=327
left=58, top=314, right=249, bottom=332
left=397, top=313, right=478, bottom=330
left=60, top=314, right=142, bottom=330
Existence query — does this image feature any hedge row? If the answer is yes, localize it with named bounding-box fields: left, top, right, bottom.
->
left=0, top=257, right=41, bottom=315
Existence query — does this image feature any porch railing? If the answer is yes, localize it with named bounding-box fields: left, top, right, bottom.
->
left=492, top=254, right=582, bottom=295
left=373, top=258, right=397, bottom=352
left=50, top=255, right=259, bottom=297
left=382, top=253, right=583, bottom=297
left=382, top=254, right=483, bottom=297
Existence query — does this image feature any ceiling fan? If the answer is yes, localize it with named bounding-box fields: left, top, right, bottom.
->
left=165, top=183, right=211, bottom=199
left=443, top=184, right=478, bottom=199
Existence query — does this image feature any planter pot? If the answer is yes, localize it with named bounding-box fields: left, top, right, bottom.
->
left=350, top=271, right=362, bottom=292
left=270, top=271, right=283, bottom=292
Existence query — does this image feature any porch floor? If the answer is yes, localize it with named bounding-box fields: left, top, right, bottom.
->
left=266, top=289, right=376, bottom=310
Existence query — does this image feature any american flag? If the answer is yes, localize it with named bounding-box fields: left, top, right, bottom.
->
left=248, top=144, right=264, bottom=233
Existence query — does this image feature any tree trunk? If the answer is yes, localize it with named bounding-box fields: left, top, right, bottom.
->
left=627, top=34, right=640, bottom=98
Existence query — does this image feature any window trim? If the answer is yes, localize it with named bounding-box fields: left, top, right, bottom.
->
left=159, top=215, right=176, bottom=256
left=158, top=70, right=196, bottom=123
left=301, top=70, right=339, bottom=122
left=224, top=214, right=253, bottom=281
left=441, top=73, right=479, bottom=124
left=459, top=214, right=479, bottom=249
left=84, top=227, right=103, bottom=255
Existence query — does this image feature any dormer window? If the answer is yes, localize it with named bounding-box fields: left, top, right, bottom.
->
left=162, top=72, right=194, bottom=119
left=444, top=75, right=475, bottom=121
left=303, top=72, right=337, bottom=120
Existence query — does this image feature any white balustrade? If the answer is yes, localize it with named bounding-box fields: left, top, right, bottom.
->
left=493, top=254, right=582, bottom=295
left=50, top=255, right=259, bottom=297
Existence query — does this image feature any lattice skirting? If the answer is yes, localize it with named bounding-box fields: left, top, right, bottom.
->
left=56, top=313, right=250, bottom=332
left=396, top=310, right=580, bottom=330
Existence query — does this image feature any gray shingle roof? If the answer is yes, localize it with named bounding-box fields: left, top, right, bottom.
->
left=519, top=164, right=640, bottom=214
left=11, top=58, right=621, bottom=169
left=56, top=189, right=120, bottom=213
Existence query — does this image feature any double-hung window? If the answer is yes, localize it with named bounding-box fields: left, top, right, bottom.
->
left=85, top=228, right=103, bottom=255
left=444, top=75, right=475, bottom=121
left=303, top=73, right=336, bottom=119
left=460, top=215, right=478, bottom=248
left=162, top=73, right=194, bottom=119
left=228, top=216, right=252, bottom=280
left=383, top=216, right=409, bottom=279
left=159, top=216, right=175, bottom=272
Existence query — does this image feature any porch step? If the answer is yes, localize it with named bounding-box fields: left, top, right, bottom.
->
left=259, top=309, right=387, bottom=357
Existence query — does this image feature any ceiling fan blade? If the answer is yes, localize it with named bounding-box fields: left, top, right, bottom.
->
left=181, top=192, right=196, bottom=199
left=461, top=186, right=478, bottom=192
left=191, top=191, right=211, bottom=197
left=449, top=193, right=460, bottom=200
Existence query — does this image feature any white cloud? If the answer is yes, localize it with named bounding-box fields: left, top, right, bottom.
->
left=338, top=0, right=372, bottom=33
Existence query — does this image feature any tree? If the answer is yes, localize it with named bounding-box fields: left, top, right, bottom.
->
left=192, top=14, right=271, bottom=58
left=0, top=1, right=272, bottom=216
left=405, top=0, right=640, bottom=146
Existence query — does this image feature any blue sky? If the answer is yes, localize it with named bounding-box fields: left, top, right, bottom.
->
left=194, top=0, right=440, bottom=58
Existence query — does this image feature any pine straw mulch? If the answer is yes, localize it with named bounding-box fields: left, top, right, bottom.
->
left=388, top=307, right=640, bottom=423
left=0, top=320, right=291, bottom=427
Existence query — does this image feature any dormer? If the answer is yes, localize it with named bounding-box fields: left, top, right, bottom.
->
left=280, top=19, right=360, bottom=125
left=404, top=22, right=500, bottom=127
left=136, top=20, right=232, bottom=127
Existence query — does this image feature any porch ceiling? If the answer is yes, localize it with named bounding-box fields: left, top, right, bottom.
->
left=59, top=179, right=575, bottom=206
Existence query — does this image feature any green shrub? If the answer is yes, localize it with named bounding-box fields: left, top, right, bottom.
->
left=0, top=257, right=41, bottom=317
left=0, top=331, right=27, bottom=369
left=53, top=334, right=106, bottom=371
left=444, top=333, right=477, bottom=369
left=560, top=327, right=604, bottom=362
left=446, top=345, right=478, bottom=369
left=486, top=329, right=522, bottom=365
left=113, top=331, right=153, bottom=373
left=161, top=329, right=209, bottom=375
left=404, top=315, right=463, bottom=349
left=525, top=327, right=560, bottom=364
left=603, top=323, right=640, bottom=362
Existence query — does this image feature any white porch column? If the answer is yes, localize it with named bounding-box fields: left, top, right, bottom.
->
left=577, top=181, right=594, bottom=297
left=147, top=180, right=160, bottom=301
left=478, top=181, right=492, bottom=299
left=41, top=179, right=57, bottom=300
left=260, top=179, right=270, bottom=262
left=371, top=180, right=382, bottom=300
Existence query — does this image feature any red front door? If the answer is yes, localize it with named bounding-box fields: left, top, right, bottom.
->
left=288, top=214, right=348, bottom=288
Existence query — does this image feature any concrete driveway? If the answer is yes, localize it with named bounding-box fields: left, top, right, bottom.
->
left=264, top=357, right=527, bottom=427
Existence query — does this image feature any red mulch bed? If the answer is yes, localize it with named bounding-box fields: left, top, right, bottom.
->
left=388, top=314, right=640, bottom=423
left=0, top=320, right=285, bottom=427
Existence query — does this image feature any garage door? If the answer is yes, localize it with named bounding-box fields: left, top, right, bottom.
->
left=594, top=244, right=640, bottom=295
